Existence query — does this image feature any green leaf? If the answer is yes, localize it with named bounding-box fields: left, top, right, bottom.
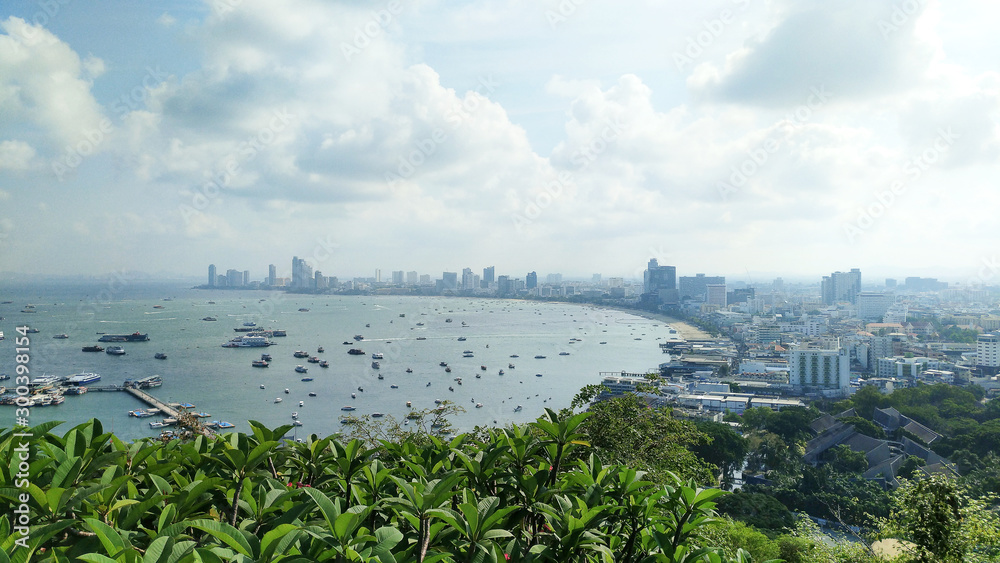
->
left=84, top=517, right=128, bottom=557
left=186, top=519, right=259, bottom=558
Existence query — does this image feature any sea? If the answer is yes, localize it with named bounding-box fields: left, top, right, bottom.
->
left=0, top=280, right=675, bottom=441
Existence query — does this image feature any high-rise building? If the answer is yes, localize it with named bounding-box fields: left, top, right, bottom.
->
left=483, top=266, right=495, bottom=284
left=461, top=268, right=479, bottom=290
left=419, top=274, right=431, bottom=285
left=315, top=270, right=326, bottom=289
left=392, top=270, right=404, bottom=285
left=789, top=342, right=850, bottom=391
left=497, top=275, right=511, bottom=296
left=857, top=292, right=894, bottom=321
left=441, top=272, right=458, bottom=290
left=705, top=284, right=727, bottom=307
left=546, top=273, right=563, bottom=284
left=406, top=271, right=418, bottom=285
left=679, top=273, right=725, bottom=301
left=291, top=256, right=313, bottom=289
left=821, top=268, right=861, bottom=305
left=226, top=269, right=242, bottom=287
left=375, top=269, right=381, bottom=283
left=243, top=270, right=250, bottom=286
left=268, top=264, right=276, bottom=286
left=977, top=333, right=1000, bottom=375
left=643, top=259, right=677, bottom=304
left=526, top=271, right=537, bottom=290
left=885, top=278, right=897, bottom=288
left=208, top=264, right=217, bottom=287
left=592, top=274, right=601, bottom=285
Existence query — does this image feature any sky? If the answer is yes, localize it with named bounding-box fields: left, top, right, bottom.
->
left=0, top=0, right=998, bottom=284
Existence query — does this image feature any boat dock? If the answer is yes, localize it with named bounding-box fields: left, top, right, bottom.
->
left=125, top=387, right=180, bottom=418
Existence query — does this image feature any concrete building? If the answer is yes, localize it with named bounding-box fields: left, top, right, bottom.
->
left=291, top=256, right=313, bottom=289
left=391, top=270, right=404, bottom=285
left=643, top=259, right=678, bottom=305
left=268, top=264, right=276, bottom=286
left=821, top=268, right=861, bottom=305
left=877, top=356, right=930, bottom=379
left=858, top=292, right=894, bottom=321
left=208, top=264, right=217, bottom=287
left=790, top=342, right=851, bottom=392
left=706, top=284, right=727, bottom=308
left=977, top=333, right=1000, bottom=375
left=406, top=271, right=419, bottom=285
left=526, top=271, right=537, bottom=290
left=679, top=273, right=726, bottom=301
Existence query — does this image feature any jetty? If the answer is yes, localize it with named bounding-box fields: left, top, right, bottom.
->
left=125, top=387, right=180, bottom=418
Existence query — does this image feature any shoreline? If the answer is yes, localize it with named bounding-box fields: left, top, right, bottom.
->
left=585, top=304, right=715, bottom=341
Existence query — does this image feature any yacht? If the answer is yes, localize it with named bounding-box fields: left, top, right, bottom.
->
left=476, top=403, right=483, bottom=408
left=295, top=365, right=308, bottom=373
left=105, top=346, right=126, bottom=355
left=371, top=352, right=384, bottom=359
left=274, top=397, right=283, bottom=403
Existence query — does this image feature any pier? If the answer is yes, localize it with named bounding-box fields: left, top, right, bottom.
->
left=125, top=387, right=180, bottom=418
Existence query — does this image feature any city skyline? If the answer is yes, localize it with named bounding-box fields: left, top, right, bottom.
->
left=2, top=2, right=1000, bottom=280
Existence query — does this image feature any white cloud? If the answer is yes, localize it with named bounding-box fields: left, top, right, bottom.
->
left=0, top=140, right=36, bottom=170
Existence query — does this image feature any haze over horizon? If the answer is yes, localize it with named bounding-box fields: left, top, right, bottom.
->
left=1, top=1, right=999, bottom=283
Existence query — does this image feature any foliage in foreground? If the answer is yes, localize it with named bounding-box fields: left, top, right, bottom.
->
left=0, top=411, right=781, bottom=562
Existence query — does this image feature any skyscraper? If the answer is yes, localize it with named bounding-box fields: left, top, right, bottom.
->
left=392, top=270, right=404, bottom=285
left=483, top=266, right=495, bottom=285
left=679, top=273, right=725, bottom=301
left=291, top=256, right=313, bottom=289
left=208, top=264, right=216, bottom=287
left=643, top=259, right=677, bottom=304
left=821, top=268, right=861, bottom=305
left=268, top=264, right=276, bottom=286
left=526, top=271, right=537, bottom=290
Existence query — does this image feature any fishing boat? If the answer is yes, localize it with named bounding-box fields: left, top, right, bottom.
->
left=293, top=350, right=309, bottom=358
left=320, top=360, right=329, bottom=368
left=252, top=360, right=269, bottom=368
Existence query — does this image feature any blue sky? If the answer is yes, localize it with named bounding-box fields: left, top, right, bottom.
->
left=1, top=0, right=998, bottom=284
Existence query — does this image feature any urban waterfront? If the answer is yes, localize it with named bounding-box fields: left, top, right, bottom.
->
left=0, top=281, right=675, bottom=441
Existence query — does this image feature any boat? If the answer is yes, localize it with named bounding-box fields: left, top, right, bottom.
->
left=221, top=335, right=272, bottom=348
left=354, top=335, right=364, bottom=341
left=154, top=352, right=167, bottom=360
left=149, top=421, right=168, bottom=429
left=271, top=330, right=287, bottom=337
left=274, top=397, right=283, bottom=403
left=445, top=318, right=452, bottom=323
left=457, top=336, right=466, bottom=341
left=341, top=406, right=356, bottom=411
left=252, top=360, right=269, bottom=367
left=535, top=373, right=543, bottom=377
left=371, top=361, right=380, bottom=369
left=98, top=332, right=149, bottom=342
left=301, top=377, right=313, bottom=382
left=25, top=328, right=40, bottom=333
left=480, top=365, right=487, bottom=371
left=308, top=392, right=317, bottom=397
left=217, top=421, right=235, bottom=429
left=340, top=418, right=355, bottom=424
left=292, top=420, right=303, bottom=426
left=307, top=356, right=320, bottom=363
left=371, top=352, right=384, bottom=359
left=129, top=409, right=153, bottom=418
left=347, top=348, right=365, bottom=355
left=405, top=368, right=413, bottom=373
left=510, top=354, right=519, bottom=358
left=320, top=360, right=329, bottom=368
left=82, top=345, right=104, bottom=352
left=371, top=412, right=384, bottom=418
left=105, top=346, right=126, bottom=355
left=390, top=384, right=398, bottom=389
left=53, top=334, right=68, bottom=339
left=291, top=411, right=299, bottom=418
left=377, top=374, right=384, bottom=380
left=514, top=405, right=522, bottom=412
left=406, top=401, right=412, bottom=407
left=559, top=352, right=570, bottom=356
left=202, top=317, right=217, bottom=322
left=298, top=308, right=309, bottom=312
left=284, top=388, right=290, bottom=394
left=415, top=322, right=424, bottom=326
left=351, top=392, right=356, bottom=398
left=66, top=372, right=100, bottom=385
left=317, top=346, right=324, bottom=353
left=298, top=400, right=304, bottom=406
left=445, top=367, right=451, bottom=372
left=63, top=386, right=87, bottom=395
left=534, top=355, right=546, bottom=359
left=463, top=352, right=474, bottom=358
left=357, top=386, right=364, bottom=392
left=365, top=323, right=370, bottom=327
left=260, top=384, right=265, bottom=389
left=439, top=362, right=448, bottom=367
left=448, top=386, right=454, bottom=392
left=416, top=337, right=426, bottom=340
left=261, top=353, right=272, bottom=361
left=434, top=399, right=443, bottom=404
left=476, top=374, right=481, bottom=378
left=498, top=369, right=504, bottom=375
left=599, top=341, right=607, bottom=344
left=476, top=403, right=483, bottom=408
left=508, top=363, right=515, bottom=368
left=243, top=322, right=256, bottom=327
left=293, top=351, right=309, bottom=358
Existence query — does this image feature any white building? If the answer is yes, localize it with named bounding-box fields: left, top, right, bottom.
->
left=877, top=356, right=930, bottom=378
left=789, top=343, right=850, bottom=392
left=857, top=292, right=894, bottom=321
left=977, top=333, right=1000, bottom=373
left=706, top=284, right=727, bottom=308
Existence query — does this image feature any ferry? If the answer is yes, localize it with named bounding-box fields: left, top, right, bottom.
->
left=222, top=335, right=272, bottom=348
left=252, top=360, right=269, bottom=368
left=66, top=372, right=101, bottom=385
left=371, top=352, right=384, bottom=359
left=105, top=346, right=126, bottom=355
left=99, top=332, right=149, bottom=342
left=293, top=350, right=309, bottom=358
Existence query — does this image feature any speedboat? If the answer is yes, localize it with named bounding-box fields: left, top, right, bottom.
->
left=308, top=392, right=317, bottom=397
left=514, top=405, right=522, bottom=412
left=292, top=420, right=303, bottom=426
left=155, top=352, right=167, bottom=360
left=390, top=384, right=398, bottom=388
left=476, top=403, right=483, bottom=408
left=274, top=397, right=282, bottom=403
left=284, top=388, right=290, bottom=394
left=351, top=392, right=356, bottom=398
left=299, top=400, right=304, bottom=406
left=317, top=346, right=324, bottom=353
left=260, top=384, right=265, bottom=389
left=291, top=412, right=299, bottom=418
left=371, top=352, right=384, bottom=359
left=508, top=363, right=515, bottom=368
left=372, top=412, right=384, bottom=418
left=406, top=368, right=413, bottom=373
left=534, top=355, right=546, bottom=359
left=439, top=361, right=448, bottom=367
left=301, top=377, right=313, bottom=382
left=295, top=366, right=307, bottom=373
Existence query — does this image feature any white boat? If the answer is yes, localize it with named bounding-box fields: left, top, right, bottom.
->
left=105, top=346, right=126, bottom=355
left=222, top=335, right=272, bottom=348
left=66, top=372, right=101, bottom=385
left=371, top=352, right=383, bottom=359
left=274, top=397, right=282, bottom=403
left=291, top=412, right=299, bottom=418
left=514, top=405, right=522, bottom=412
left=292, top=420, right=303, bottom=426
left=295, top=365, right=308, bottom=373
left=476, top=403, right=483, bottom=408
left=285, top=388, right=290, bottom=394
left=299, top=400, right=304, bottom=406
